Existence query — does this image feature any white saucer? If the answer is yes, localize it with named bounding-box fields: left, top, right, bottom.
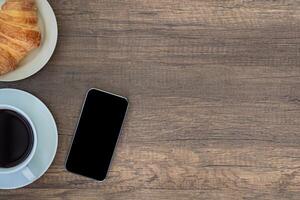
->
left=0, top=0, right=58, bottom=82
left=0, top=89, right=58, bottom=189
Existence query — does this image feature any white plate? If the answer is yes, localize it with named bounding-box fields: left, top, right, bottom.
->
left=0, top=0, right=58, bottom=82
left=0, top=89, right=58, bottom=189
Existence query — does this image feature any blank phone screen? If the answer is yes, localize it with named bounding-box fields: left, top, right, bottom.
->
left=66, top=89, right=128, bottom=181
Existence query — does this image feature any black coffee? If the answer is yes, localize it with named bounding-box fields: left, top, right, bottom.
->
left=0, top=109, right=34, bottom=168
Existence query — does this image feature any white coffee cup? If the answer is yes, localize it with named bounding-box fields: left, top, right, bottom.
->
left=0, top=104, right=37, bottom=181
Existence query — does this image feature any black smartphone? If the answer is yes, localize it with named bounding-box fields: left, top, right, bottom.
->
left=65, top=88, right=128, bottom=181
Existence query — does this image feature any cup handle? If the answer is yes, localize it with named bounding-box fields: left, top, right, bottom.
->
left=21, top=167, right=35, bottom=180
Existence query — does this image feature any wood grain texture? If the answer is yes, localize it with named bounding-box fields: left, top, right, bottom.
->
left=1, top=0, right=300, bottom=199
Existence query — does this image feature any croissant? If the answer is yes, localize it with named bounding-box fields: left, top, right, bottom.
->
left=0, top=0, right=41, bottom=75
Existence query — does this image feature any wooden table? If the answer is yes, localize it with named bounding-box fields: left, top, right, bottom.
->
left=1, top=0, right=300, bottom=199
